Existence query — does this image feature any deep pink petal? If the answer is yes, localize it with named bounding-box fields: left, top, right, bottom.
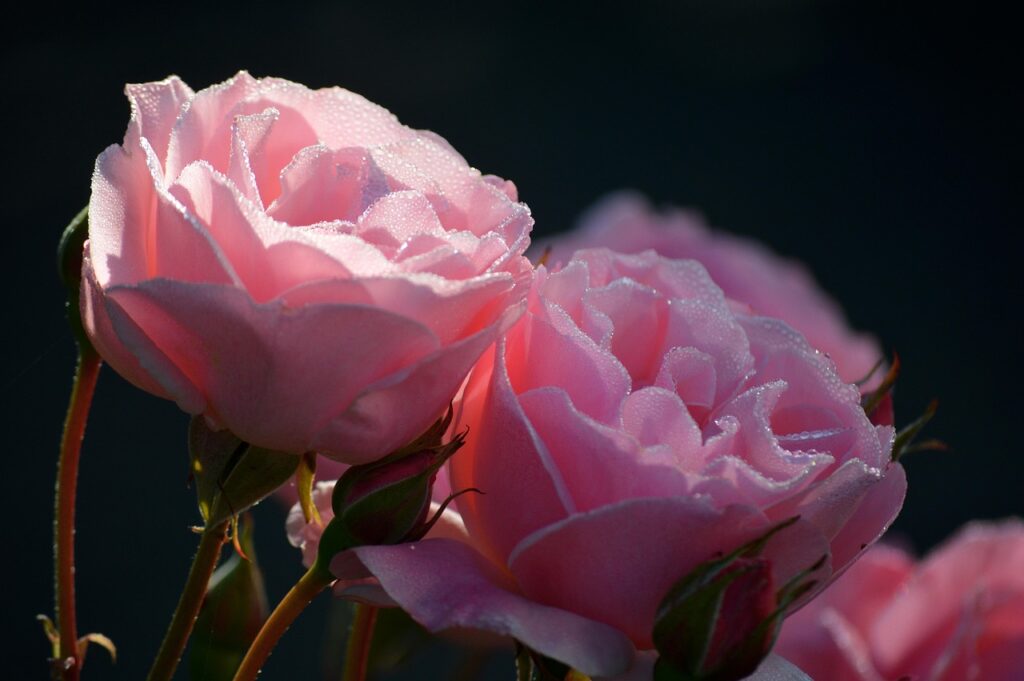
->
left=449, top=339, right=574, bottom=566
left=355, top=539, right=636, bottom=678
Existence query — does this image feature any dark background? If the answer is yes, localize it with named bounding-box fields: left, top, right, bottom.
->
left=4, top=1, right=1020, bottom=679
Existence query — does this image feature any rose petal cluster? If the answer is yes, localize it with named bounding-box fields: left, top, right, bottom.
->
left=344, top=248, right=905, bottom=677
left=82, top=72, right=533, bottom=463
left=543, top=193, right=882, bottom=385
left=776, top=520, right=1024, bottom=681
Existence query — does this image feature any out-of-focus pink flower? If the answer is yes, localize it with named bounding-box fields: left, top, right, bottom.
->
left=776, top=520, right=1024, bottom=681
left=542, top=193, right=881, bottom=386
left=82, top=72, right=533, bottom=463
left=344, top=249, right=905, bottom=678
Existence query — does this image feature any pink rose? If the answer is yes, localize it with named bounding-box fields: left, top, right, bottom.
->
left=542, top=193, right=882, bottom=386
left=346, top=249, right=905, bottom=677
left=776, top=520, right=1024, bottom=681
left=82, top=72, right=533, bottom=463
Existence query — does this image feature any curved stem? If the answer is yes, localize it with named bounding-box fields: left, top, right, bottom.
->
left=54, top=349, right=101, bottom=680
left=146, top=521, right=230, bottom=681
left=342, top=604, right=379, bottom=681
left=232, top=564, right=334, bottom=681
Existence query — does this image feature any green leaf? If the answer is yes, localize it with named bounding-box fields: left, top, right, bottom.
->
left=189, top=514, right=268, bottom=681
left=861, top=354, right=900, bottom=416
left=188, top=417, right=299, bottom=528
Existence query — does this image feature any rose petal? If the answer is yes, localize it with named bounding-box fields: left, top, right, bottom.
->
left=507, top=497, right=826, bottom=648
left=355, top=539, right=636, bottom=678
left=125, top=76, right=194, bottom=168
left=448, top=338, right=574, bottom=565
left=519, top=386, right=695, bottom=510
left=107, top=279, right=440, bottom=456
left=317, top=307, right=521, bottom=463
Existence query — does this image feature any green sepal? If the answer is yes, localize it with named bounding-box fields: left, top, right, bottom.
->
left=57, top=206, right=94, bottom=352
left=188, top=417, right=300, bottom=528
left=892, top=399, right=940, bottom=462
left=189, top=514, right=268, bottom=681
left=861, top=353, right=900, bottom=416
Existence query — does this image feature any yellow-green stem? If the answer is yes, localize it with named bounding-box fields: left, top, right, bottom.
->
left=54, top=349, right=101, bottom=680
left=232, top=564, right=335, bottom=681
left=146, top=521, right=230, bottom=681
left=342, top=604, right=379, bottom=681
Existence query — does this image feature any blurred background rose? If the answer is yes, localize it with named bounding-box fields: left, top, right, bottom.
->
left=775, top=520, right=1024, bottom=681
left=5, top=2, right=1019, bottom=679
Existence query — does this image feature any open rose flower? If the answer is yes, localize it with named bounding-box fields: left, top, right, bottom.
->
left=776, top=520, right=1024, bottom=681
left=340, top=249, right=905, bottom=678
left=82, top=72, right=533, bottom=462
left=542, top=193, right=881, bottom=386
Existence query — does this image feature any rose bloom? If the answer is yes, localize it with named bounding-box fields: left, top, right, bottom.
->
left=776, top=520, right=1024, bottom=681
left=82, top=72, right=533, bottom=463
left=542, top=193, right=881, bottom=386
left=339, top=249, right=905, bottom=678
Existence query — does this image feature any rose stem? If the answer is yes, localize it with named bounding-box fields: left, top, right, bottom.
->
left=232, top=564, right=335, bottom=681
left=146, top=520, right=230, bottom=681
left=54, top=348, right=101, bottom=681
left=342, top=604, right=379, bottom=681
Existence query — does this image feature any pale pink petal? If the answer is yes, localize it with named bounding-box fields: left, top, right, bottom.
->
left=125, top=76, right=194, bottom=167
left=267, top=145, right=391, bottom=225
left=315, top=308, right=522, bottom=463
left=355, top=539, right=636, bottom=678
left=227, top=108, right=279, bottom=206
left=89, top=141, right=240, bottom=288
left=279, top=272, right=518, bottom=345
left=107, top=279, right=440, bottom=456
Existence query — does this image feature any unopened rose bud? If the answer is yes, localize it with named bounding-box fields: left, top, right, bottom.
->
left=653, top=520, right=823, bottom=681
left=313, top=427, right=466, bottom=572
